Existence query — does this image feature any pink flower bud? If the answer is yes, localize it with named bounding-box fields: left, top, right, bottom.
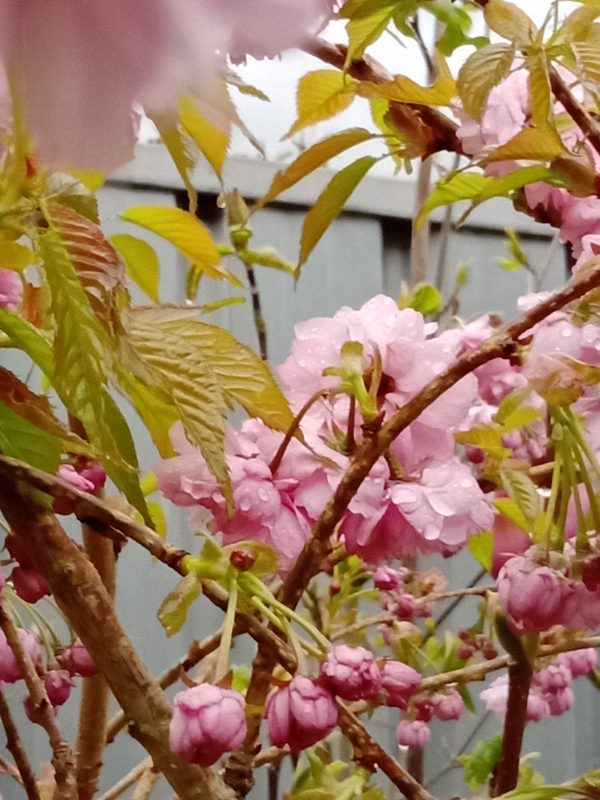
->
left=57, top=464, right=96, bottom=493
left=535, top=664, right=571, bottom=694
left=45, top=670, right=74, bottom=707
left=0, top=270, right=22, bottom=310
left=396, top=719, right=430, bottom=748
left=556, top=648, right=597, bottom=678
left=526, top=689, right=550, bottom=722
left=58, top=639, right=96, bottom=677
left=545, top=686, right=574, bottom=717
left=265, top=676, right=337, bottom=753
left=380, top=661, right=422, bottom=708
left=497, top=555, right=567, bottom=633
left=78, top=463, right=107, bottom=494
left=11, top=567, right=50, bottom=604
left=321, top=646, right=381, bottom=701
left=430, top=689, right=465, bottom=721
left=0, top=628, right=42, bottom=683
left=169, top=683, right=247, bottom=766
left=5, top=533, right=34, bottom=569
left=372, top=566, right=404, bottom=591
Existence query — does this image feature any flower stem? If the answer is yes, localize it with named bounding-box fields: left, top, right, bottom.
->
left=215, top=579, right=238, bottom=682
left=491, top=659, right=533, bottom=797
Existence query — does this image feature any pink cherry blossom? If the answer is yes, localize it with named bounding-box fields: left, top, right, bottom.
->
left=0, top=628, right=42, bottom=683
left=372, top=566, right=406, bottom=591
left=555, top=648, right=597, bottom=678
left=396, top=719, right=430, bottom=748
left=380, top=661, right=422, bottom=709
left=10, top=566, right=49, bottom=604
left=430, top=689, right=465, bottom=721
left=265, top=676, right=337, bottom=753
left=45, top=670, right=75, bottom=707
left=497, top=555, right=567, bottom=634
left=169, top=683, right=247, bottom=766
left=320, top=645, right=382, bottom=701
left=58, top=639, right=96, bottom=677
left=0, top=270, right=22, bottom=310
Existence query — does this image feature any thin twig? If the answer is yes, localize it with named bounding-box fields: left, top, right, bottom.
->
left=549, top=67, right=600, bottom=160
left=131, top=763, right=161, bottom=800
left=97, top=757, right=152, bottom=800
left=0, top=688, right=41, bottom=800
left=0, top=607, right=77, bottom=800
left=0, top=755, right=24, bottom=785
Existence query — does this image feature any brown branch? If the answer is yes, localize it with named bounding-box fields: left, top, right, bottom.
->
left=549, top=67, right=600, bottom=161
left=0, top=755, right=24, bottom=785
left=75, top=522, right=116, bottom=800
left=0, top=688, right=41, bottom=800
left=0, top=455, right=297, bottom=674
left=0, top=483, right=237, bottom=800
left=491, top=660, right=533, bottom=796
left=302, top=37, right=462, bottom=158
left=105, top=630, right=224, bottom=744
left=97, top=758, right=153, bottom=800
left=0, top=607, right=77, bottom=800
left=337, top=704, right=434, bottom=800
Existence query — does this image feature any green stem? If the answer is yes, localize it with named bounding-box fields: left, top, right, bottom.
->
left=215, top=579, right=238, bottom=682
left=563, top=446, right=587, bottom=561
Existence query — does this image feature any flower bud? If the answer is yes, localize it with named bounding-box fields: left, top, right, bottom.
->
left=5, top=533, right=34, bottom=569
left=396, top=719, right=430, bottom=748
left=45, top=670, right=74, bottom=707
left=0, top=270, right=22, bottom=310
left=11, top=567, right=50, bottom=604
left=265, top=676, right=337, bottom=753
left=545, top=686, right=574, bottom=717
left=78, top=462, right=107, bottom=494
left=430, top=689, right=464, bottom=721
left=556, top=648, right=597, bottom=678
left=497, top=555, right=566, bottom=633
left=0, top=628, right=42, bottom=683
left=372, top=566, right=404, bottom=591
left=321, top=645, right=381, bottom=701
left=380, top=660, right=421, bottom=708
left=169, top=683, right=247, bottom=766
left=58, top=639, right=96, bottom=677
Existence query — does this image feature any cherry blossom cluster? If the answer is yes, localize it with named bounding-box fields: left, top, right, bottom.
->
left=482, top=648, right=597, bottom=722
left=455, top=66, right=600, bottom=273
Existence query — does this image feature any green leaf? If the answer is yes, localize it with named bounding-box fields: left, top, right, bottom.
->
left=0, top=309, right=54, bottom=379
left=147, top=500, right=167, bottom=537
left=40, top=229, right=148, bottom=521
left=501, top=470, right=541, bottom=522
left=468, top=530, right=494, bottom=571
left=111, top=233, right=160, bottom=302
left=457, top=735, right=503, bottom=789
left=409, top=282, right=442, bottom=315
left=455, top=425, right=510, bottom=460
left=0, top=241, right=36, bottom=272
left=286, top=70, right=357, bottom=138
left=457, top=43, right=515, bottom=121
left=179, top=96, right=230, bottom=180
left=246, top=247, right=295, bottom=275
left=157, top=573, right=202, bottom=637
left=341, top=0, right=398, bottom=63
left=127, top=315, right=232, bottom=508
left=484, top=0, right=537, bottom=44
left=0, top=399, right=62, bottom=473
left=253, top=128, right=375, bottom=212
left=494, top=497, right=530, bottom=533
left=225, top=540, right=279, bottom=576
left=152, top=113, right=198, bottom=215
left=129, top=310, right=296, bottom=436
left=416, top=166, right=567, bottom=227
left=121, top=205, right=241, bottom=287
left=299, top=155, right=376, bottom=268
left=527, top=52, right=552, bottom=131
left=357, top=75, right=456, bottom=106
left=426, top=0, right=487, bottom=56
left=554, top=5, right=600, bottom=45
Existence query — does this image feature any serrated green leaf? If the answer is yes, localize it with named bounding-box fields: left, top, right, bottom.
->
left=111, top=233, right=160, bottom=302
left=458, top=735, right=503, bottom=789
left=299, top=155, right=376, bottom=268
left=179, top=96, right=230, bottom=180
left=527, top=52, right=553, bottom=131
left=484, top=0, right=536, bottom=44
left=416, top=166, right=567, bottom=228
left=157, top=573, right=202, bottom=636
left=127, top=316, right=231, bottom=508
left=501, top=470, right=541, bottom=522
left=152, top=113, right=198, bottom=215
left=129, top=310, right=295, bottom=436
left=468, top=530, right=494, bottom=571
left=286, top=70, right=357, bottom=138
left=39, top=229, right=148, bottom=521
left=253, top=128, right=375, bottom=212
left=121, top=205, right=241, bottom=287
left=0, top=309, right=54, bottom=379
left=357, top=75, right=456, bottom=106
left=0, top=399, right=62, bottom=473
left=554, top=5, right=600, bottom=45
left=342, top=0, right=398, bottom=64
left=457, top=43, right=515, bottom=120
left=494, top=497, right=530, bottom=533
left=455, top=425, right=511, bottom=459
left=409, top=282, right=442, bottom=315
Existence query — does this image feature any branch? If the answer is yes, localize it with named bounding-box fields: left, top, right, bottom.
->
left=491, top=659, right=533, bottom=796
left=302, top=37, right=462, bottom=158
left=337, top=704, right=435, bottom=800
left=0, top=607, right=77, bottom=800
left=0, top=455, right=297, bottom=674
left=75, top=521, right=116, bottom=800
left=0, top=687, right=41, bottom=800
left=549, top=67, right=600, bottom=161
left=105, top=630, right=222, bottom=743
left=0, top=483, right=237, bottom=800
